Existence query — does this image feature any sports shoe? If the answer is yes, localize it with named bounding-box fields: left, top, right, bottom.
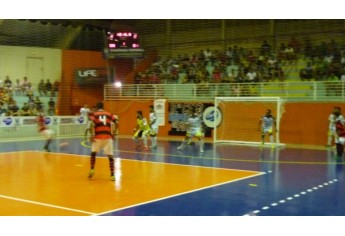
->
left=177, top=145, right=184, bottom=150
left=88, top=169, right=95, bottom=179
left=200, top=149, right=204, bottom=153
left=110, top=175, right=115, bottom=181
left=44, top=147, right=51, bottom=152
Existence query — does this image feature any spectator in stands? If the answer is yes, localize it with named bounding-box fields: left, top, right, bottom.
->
left=7, top=100, right=19, bottom=116
left=21, top=77, right=30, bottom=95
left=34, top=96, right=43, bottom=111
left=212, top=66, right=222, bottom=83
left=246, top=50, right=256, bottom=64
left=203, top=48, right=212, bottom=61
left=235, top=70, right=246, bottom=83
left=324, top=53, right=333, bottom=65
left=226, top=61, right=239, bottom=77
left=0, top=102, right=7, bottom=117
left=226, top=46, right=233, bottom=60
left=328, top=58, right=342, bottom=77
left=246, top=68, right=258, bottom=82
left=187, top=65, right=197, bottom=83
left=26, top=84, right=34, bottom=97
left=47, top=97, right=55, bottom=115
left=45, top=79, right=52, bottom=97
left=300, top=62, right=314, bottom=81
left=285, top=44, right=296, bottom=65
left=38, top=79, right=46, bottom=96
left=27, top=95, right=35, bottom=110
left=227, top=68, right=237, bottom=83
left=267, top=56, right=277, bottom=70
left=52, top=79, right=60, bottom=96
left=4, top=76, right=12, bottom=95
left=1, top=90, right=10, bottom=104
left=20, top=102, right=31, bottom=116
left=260, top=40, right=271, bottom=55
left=288, top=36, right=301, bottom=57
left=14, top=79, right=22, bottom=96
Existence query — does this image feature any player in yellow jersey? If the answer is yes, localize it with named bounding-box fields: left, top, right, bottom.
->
left=133, top=110, right=150, bottom=151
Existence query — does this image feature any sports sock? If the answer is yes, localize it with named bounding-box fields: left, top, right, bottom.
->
left=199, top=139, right=204, bottom=151
left=336, top=143, right=343, bottom=157
left=90, top=152, right=96, bottom=169
left=108, top=156, right=114, bottom=176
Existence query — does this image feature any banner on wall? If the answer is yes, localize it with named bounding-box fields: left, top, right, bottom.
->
left=0, top=116, right=87, bottom=127
left=154, top=99, right=166, bottom=126
left=75, top=67, right=112, bottom=86
left=0, top=117, right=20, bottom=127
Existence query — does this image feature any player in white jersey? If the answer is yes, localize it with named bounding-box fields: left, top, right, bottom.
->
left=177, top=107, right=204, bottom=152
left=80, top=104, right=90, bottom=117
left=79, top=104, right=91, bottom=141
left=327, top=107, right=338, bottom=147
left=258, top=109, right=277, bottom=148
left=149, top=105, right=158, bottom=149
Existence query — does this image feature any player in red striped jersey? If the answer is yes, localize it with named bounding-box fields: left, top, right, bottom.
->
left=334, top=107, right=345, bottom=160
left=36, top=112, right=55, bottom=152
left=88, top=102, right=118, bottom=181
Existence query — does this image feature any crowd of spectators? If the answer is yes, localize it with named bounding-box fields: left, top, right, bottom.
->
left=134, top=37, right=345, bottom=85
left=0, top=76, right=59, bottom=117
left=133, top=39, right=297, bottom=86
left=299, top=39, right=345, bottom=82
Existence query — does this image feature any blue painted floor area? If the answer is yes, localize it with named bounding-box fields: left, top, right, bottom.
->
left=0, top=137, right=344, bottom=216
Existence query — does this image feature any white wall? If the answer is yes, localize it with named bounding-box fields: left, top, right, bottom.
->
left=0, top=45, right=62, bottom=85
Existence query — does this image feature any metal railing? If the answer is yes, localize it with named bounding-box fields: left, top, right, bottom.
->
left=104, top=81, right=345, bottom=101
left=0, top=116, right=87, bottom=141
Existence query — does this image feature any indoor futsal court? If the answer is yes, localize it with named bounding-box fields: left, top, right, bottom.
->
left=0, top=136, right=344, bottom=216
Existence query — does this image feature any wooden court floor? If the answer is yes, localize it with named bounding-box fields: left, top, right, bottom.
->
left=0, top=137, right=344, bottom=216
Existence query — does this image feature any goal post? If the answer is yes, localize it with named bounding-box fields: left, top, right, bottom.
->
left=213, top=97, right=285, bottom=147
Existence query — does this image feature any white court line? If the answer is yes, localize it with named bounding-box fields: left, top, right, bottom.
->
left=42, top=151, right=265, bottom=175
left=244, top=179, right=339, bottom=216
left=0, top=194, right=95, bottom=215
left=96, top=172, right=264, bottom=216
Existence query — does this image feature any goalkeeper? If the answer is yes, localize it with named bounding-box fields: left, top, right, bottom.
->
left=258, top=109, right=277, bottom=148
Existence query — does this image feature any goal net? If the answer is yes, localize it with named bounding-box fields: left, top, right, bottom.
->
left=214, top=97, right=284, bottom=147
